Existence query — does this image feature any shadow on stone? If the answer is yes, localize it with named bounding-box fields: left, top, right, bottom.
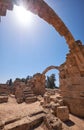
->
left=63, top=120, right=75, bottom=127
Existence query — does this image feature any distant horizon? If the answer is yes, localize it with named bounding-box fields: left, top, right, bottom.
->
left=0, top=0, right=84, bottom=86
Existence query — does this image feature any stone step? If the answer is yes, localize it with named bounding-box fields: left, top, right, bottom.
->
left=23, top=89, right=32, bottom=93
left=25, top=96, right=37, bottom=103
left=23, top=91, right=33, bottom=94
left=24, top=94, right=35, bottom=98
left=4, top=113, right=45, bottom=130
left=0, top=96, right=8, bottom=103
left=24, top=88, right=32, bottom=91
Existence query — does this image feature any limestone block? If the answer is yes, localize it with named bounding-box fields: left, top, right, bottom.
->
left=0, top=96, right=8, bottom=103
left=0, top=120, right=5, bottom=129
left=44, top=114, right=62, bottom=130
left=57, top=106, right=69, bottom=121
left=25, top=96, right=37, bottom=103
left=63, top=97, right=84, bottom=117
left=44, top=95, right=50, bottom=104
left=51, top=103, right=60, bottom=116
left=16, top=97, right=24, bottom=104
left=58, top=99, right=64, bottom=106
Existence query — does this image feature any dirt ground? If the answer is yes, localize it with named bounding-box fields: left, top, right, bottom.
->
left=0, top=96, right=84, bottom=130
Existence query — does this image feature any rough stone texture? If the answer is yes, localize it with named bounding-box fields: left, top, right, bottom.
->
left=44, top=114, right=62, bottom=130
left=31, top=73, right=46, bottom=96
left=0, top=84, right=10, bottom=96
left=4, top=113, right=45, bottom=130
left=0, top=96, right=8, bottom=103
left=42, top=66, right=59, bottom=75
left=0, top=0, right=13, bottom=16
left=14, top=81, right=26, bottom=103
left=0, top=84, right=9, bottom=103
left=0, top=120, right=5, bottom=129
left=59, top=41, right=84, bottom=117
left=13, top=73, right=45, bottom=103
left=23, top=86, right=37, bottom=103
left=57, top=106, right=69, bottom=121
left=44, top=95, right=50, bottom=104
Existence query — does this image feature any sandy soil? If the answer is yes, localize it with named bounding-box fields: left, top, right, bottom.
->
left=0, top=96, right=43, bottom=123
left=0, top=96, right=84, bottom=130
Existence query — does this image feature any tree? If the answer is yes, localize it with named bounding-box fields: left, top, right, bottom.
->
left=6, top=79, right=13, bottom=86
left=46, top=74, right=56, bottom=89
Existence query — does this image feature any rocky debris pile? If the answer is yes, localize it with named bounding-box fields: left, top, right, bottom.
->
left=40, top=89, right=69, bottom=122
left=44, top=113, right=62, bottom=130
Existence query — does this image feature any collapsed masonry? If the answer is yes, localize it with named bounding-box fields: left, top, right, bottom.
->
left=13, top=73, right=46, bottom=103
left=0, top=0, right=84, bottom=118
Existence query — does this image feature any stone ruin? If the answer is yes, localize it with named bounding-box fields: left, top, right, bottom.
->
left=13, top=73, right=46, bottom=103
left=0, top=0, right=84, bottom=127
left=0, top=84, right=9, bottom=103
left=59, top=40, right=84, bottom=117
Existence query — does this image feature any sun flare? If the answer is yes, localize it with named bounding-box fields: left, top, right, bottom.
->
left=14, top=6, right=33, bottom=26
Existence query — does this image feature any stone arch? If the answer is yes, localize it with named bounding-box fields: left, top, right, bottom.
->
left=23, top=0, right=75, bottom=50
left=42, top=65, right=59, bottom=75
left=1, top=0, right=84, bottom=72
left=0, top=0, right=75, bottom=49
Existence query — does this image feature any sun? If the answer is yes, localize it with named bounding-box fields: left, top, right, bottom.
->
left=14, top=5, right=33, bottom=26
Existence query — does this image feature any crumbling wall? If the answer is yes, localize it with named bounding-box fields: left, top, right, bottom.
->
left=59, top=41, right=84, bottom=117
left=29, top=73, right=46, bottom=96
left=0, top=84, right=10, bottom=95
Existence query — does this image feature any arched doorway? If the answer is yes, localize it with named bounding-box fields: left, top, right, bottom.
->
left=42, top=65, right=60, bottom=87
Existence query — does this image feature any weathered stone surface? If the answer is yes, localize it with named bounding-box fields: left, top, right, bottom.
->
left=51, top=103, right=60, bottom=116
left=0, top=84, right=10, bottom=96
left=0, top=96, right=8, bottom=103
left=25, top=96, right=37, bottom=104
left=57, top=106, right=69, bottom=121
left=0, top=120, right=5, bottom=129
left=0, top=0, right=13, bottom=16
left=59, top=41, right=84, bottom=117
left=4, top=113, right=45, bottom=130
left=44, top=95, right=50, bottom=104
left=31, top=73, right=46, bottom=96
left=44, top=114, right=62, bottom=130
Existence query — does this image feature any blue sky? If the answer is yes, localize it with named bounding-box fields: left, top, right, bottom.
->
left=0, top=0, right=84, bottom=85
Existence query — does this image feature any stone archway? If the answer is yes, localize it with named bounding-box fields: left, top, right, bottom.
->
left=0, top=0, right=84, bottom=117
left=42, top=65, right=60, bottom=87
left=42, top=65, right=59, bottom=75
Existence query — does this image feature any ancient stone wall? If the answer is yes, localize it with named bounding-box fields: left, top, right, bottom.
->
left=29, top=73, right=46, bottom=96
left=0, top=84, right=10, bottom=95
left=59, top=41, right=84, bottom=117
left=13, top=73, right=46, bottom=103
left=0, top=0, right=13, bottom=16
